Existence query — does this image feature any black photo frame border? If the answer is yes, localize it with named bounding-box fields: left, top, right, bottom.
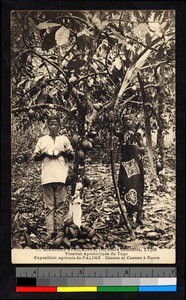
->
left=1, top=1, right=185, bottom=299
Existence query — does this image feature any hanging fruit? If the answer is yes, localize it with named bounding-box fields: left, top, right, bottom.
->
left=87, top=138, right=94, bottom=144
left=71, top=134, right=80, bottom=148
left=81, top=139, right=93, bottom=151
left=83, top=176, right=91, bottom=187
left=65, top=174, right=75, bottom=186
left=77, top=149, right=85, bottom=161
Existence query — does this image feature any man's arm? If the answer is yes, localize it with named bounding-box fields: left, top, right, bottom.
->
left=134, top=132, right=146, bottom=154
left=33, top=152, right=47, bottom=162
left=32, top=138, right=48, bottom=162
left=60, top=136, right=75, bottom=162
left=60, top=150, right=74, bottom=162
left=133, top=144, right=146, bottom=154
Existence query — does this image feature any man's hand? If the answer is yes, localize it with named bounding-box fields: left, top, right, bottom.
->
left=33, top=151, right=47, bottom=162
left=59, top=150, right=74, bottom=162
left=133, top=144, right=146, bottom=154
left=33, top=150, right=74, bottom=161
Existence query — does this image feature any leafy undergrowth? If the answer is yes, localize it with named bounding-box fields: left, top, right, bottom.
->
left=11, top=151, right=176, bottom=250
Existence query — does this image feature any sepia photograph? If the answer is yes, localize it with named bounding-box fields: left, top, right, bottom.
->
left=11, top=10, right=176, bottom=264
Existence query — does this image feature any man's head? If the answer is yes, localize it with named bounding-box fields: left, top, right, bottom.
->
left=122, top=114, right=136, bottom=130
left=47, top=115, right=60, bottom=137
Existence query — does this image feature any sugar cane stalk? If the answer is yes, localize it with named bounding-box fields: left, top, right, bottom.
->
left=109, top=121, right=135, bottom=238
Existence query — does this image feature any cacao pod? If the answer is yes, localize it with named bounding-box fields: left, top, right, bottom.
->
left=78, top=239, right=85, bottom=245
left=78, top=230, right=88, bottom=239
left=87, top=141, right=93, bottom=150
left=86, top=243, right=93, bottom=249
left=65, top=227, right=70, bottom=236
left=80, top=225, right=91, bottom=233
left=83, top=176, right=91, bottom=187
left=71, top=134, right=79, bottom=147
left=77, top=150, right=85, bottom=161
left=65, top=174, right=75, bottom=186
left=82, top=244, right=89, bottom=249
left=82, top=139, right=93, bottom=150
left=97, top=242, right=104, bottom=249
left=85, top=238, right=91, bottom=243
left=87, top=138, right=94, bottom=144
left=64, top=217, right=73, bottom=228
left=69, top=238, right=78, bottom=246
left=61, top=237, right=71, bottom=249
left=54, top=236, right=64, bottom=247
left=69, top=226, right=78, bottom=238
left=88, top=229, right=96, bottom=239
left=65, top=227, right=77, bottom=239
left=91, top=235, right=99, bottom=244
left=156, top=161, right=163, bottom=173
left=70, top=223, right=79, bottom=231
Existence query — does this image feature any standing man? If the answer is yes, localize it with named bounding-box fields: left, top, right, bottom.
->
left=33, top=114, right=74, bottom=240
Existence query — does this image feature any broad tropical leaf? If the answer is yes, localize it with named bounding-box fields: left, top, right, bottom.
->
left=118, top=49, right=151, bottom=97
left=55, top=26, right=70, bottom=46
left=37, top=22, right=61, bottom=30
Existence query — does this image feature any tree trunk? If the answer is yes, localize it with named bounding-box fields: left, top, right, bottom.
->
left=155, top=67, right=165, bottom=174
left=137, top=72, right=156, bottom=177
left=109, top=122, right=135, bottom=238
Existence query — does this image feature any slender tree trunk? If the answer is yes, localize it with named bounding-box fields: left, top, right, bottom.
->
left=137, top=72, right=156, bottom=177
left=71, top=101, right=87, bottom=191
left=109, top=122, right=135, bottom=238
left=155, top=67, right=165, bottom=173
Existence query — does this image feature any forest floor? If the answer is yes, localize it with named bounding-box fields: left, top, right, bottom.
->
left=11, top=148, right=176, bottom=251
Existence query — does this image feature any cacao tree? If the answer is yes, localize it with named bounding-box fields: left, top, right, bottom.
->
left=11, top=10, right=175, bottom=235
